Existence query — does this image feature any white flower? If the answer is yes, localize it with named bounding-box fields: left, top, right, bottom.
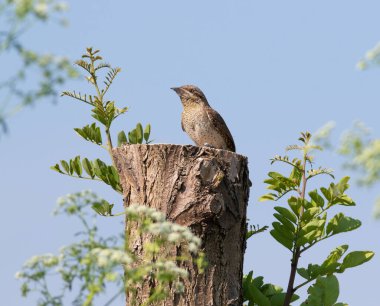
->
left=174, top=281, right=185, bottom=293
left=150, top=211, right=165, bottom=222
left=168, top=232, right=181, bottom=242
left=188, top=242, right=198, bottom=253
left=34, top=2, right=48, bottom=18
left=43, top=255, right=59, bottom=267
left=182, top=230, right=194, bottom=241
left=54, top=2, right=68, bottom=12
left=192, top=236, right=201, bottom=247
left=97, top=256, right=107, bottom=267
left=356, top=60, right=367, bottom=71
left=172, top=224, right=185, bottom=232
left=25, top=256, right=41, bottom=268
left=14, top=271, right=24, bottom=279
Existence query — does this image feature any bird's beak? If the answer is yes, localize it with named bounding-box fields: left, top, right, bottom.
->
left=171, top=87, right=182, bottom=95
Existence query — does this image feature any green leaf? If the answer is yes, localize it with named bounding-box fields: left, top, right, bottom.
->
left=60, top=160, right=70, bottom=174
left=243, top=273, right=296, bottom=306
left=302, top=199, right=315, bottom=210
left=246, top=225, right=268, bottom=240
left=309, top=189, right=325, bottom=207
left=50, top=164, right=63, bottom=174
left=301, top=275, right=339, bottom=306
left=244, top=271, right=253, bottom=285
left=72, top=156, right=82, bottom=176
left=270, top=229, right=293, bottom=250
left=144, top=124, right=151, bottom=142
left=261, top=283, right=282, bottom=296
left=259, top=194, right=276, bottom=202
left=117, top=131, right=128, bottom=147
left=307, top=167, right=334, bottom=180
left=297, top=219, right=325, bottom=246
left=90, top=159, right=122, bottom=193
left=320, top=186, right=332, bottom=202
left=246, top=284, right=271, bottom=306
left=326, top=213, right=361, bottom=236
left=297, top=267, right=310, bottom=280
left=274, top=206, right=297, bottom=223
left=136, top=123, right=143, bottom=144
left=320, top=245, right=348, bottom=275
left=289, top=166, right=303, bottom=186
left=74, top=123, right=102, bottom=145
left=92, top=158, right=107, bottom=180
left=92, top=200, right=114, bottom=216
left=270, top=293, right=299, bottom=306
left=273, top=213, right=295, bottom=232
left=322, top=178, right=356, bottom=207
left=288, top=196, right=302, bottom=217
left=297, top=264, right=322, bottom=281
left=82, top=158, right=94, bottom=178
left=128, top=129, right=137, bottom=144
left=272, top=222, right=294, bottom=240
left=335, top=176, right=350, bottom=195
left=74, top=127, right=86, bottom=139
left=300, top=207, right=321, bottom=224
left=341, top=251, right=374, bottom=270
left=252, top=276, right=264, bottom=288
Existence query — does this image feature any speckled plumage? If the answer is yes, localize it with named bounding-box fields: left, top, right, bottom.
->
left=171, top=85, right=236, bottom=152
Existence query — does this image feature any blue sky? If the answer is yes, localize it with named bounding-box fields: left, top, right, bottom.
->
left=1, top=1, right=380, bottom=305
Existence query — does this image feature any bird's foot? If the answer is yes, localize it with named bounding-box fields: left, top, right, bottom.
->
left=204, top=143, right=216, bottom=149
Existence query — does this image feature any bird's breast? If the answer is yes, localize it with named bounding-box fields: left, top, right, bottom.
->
left=181, top=106, right=228, bottom=149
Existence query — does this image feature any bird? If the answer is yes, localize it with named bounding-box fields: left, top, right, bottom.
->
left=171, top=85, right=236, bottom=152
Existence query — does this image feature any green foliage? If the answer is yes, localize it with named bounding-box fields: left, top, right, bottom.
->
left=51, top=156, right=122, bottom=193
left=245, top=132, right=374, bottom=306
left=243, top=272, right=299, bottom=306
left=51, top=48, right=153, bottom=195
left=300, top=275, right=342, bottom=306
left=0, top=0, right=77, bottom=136
left=17, top=49, right=204, bottom=305
left=246, top=224, right=269, bottom=240
left=16, top=191, right=203, bottom=306
left=338, top=122, right=380, bottom=187
left=314, top=121, right=380, bottom=218
left=125, top=122, right=152, bottom=145
left=74, top=123, right=103, bottom=145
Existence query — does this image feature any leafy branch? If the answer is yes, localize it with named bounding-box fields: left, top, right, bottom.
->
left=0, top=1, right=77, bottom=136
left=244, top=132, right=374, bottom=306
left=56, top=48, right=152, bottom=193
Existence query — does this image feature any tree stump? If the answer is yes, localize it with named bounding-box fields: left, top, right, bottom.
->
left=112, top=144, right=250, bottom=306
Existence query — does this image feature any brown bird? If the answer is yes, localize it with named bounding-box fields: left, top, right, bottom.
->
left=171, top=85, right=236, bottom=152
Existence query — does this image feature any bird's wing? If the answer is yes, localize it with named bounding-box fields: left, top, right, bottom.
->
left=205, top=107, right=236, bottom=152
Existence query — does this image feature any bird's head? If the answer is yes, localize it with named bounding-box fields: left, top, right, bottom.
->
left=171, top=85, right=210, bottom=107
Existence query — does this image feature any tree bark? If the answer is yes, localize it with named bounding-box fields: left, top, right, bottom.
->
left=112, top=144, right=250, bottom=306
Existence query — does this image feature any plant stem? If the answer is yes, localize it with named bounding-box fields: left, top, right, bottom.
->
left=283, top=154, right=308, bottom=306
left=90, top=55, right=117, bottom=169
left=293, top=278, right=315, bottom=292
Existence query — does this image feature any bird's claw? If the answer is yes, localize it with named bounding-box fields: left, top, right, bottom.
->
left=204, top=143, right=215, bottom=149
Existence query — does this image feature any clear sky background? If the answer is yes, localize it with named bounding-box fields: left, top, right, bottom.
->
left=1, top=1, right=380, bottom=305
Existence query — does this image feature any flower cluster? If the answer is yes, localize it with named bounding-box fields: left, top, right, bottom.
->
left=16, top=191, right=205, bottom=305
left=11, top=0, right=68, bottom=20
left=356, top=41, right=380, bottom=70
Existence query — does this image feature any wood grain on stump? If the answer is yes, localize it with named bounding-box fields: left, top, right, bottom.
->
left=112, top=144, right=250, bottom=306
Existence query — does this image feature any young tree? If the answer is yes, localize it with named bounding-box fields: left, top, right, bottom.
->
left=243, top=132, right=374, bottom=306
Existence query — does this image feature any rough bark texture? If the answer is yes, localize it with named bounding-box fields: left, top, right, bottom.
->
left=112, top=144, right=250, bottom=306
